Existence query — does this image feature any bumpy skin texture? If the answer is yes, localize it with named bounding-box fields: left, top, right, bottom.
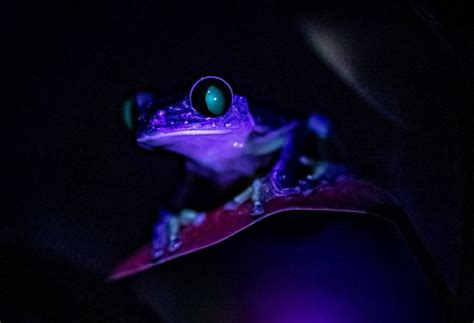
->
left=134, top=82, right=295, bottom=183
left=137, top=95, right=255, bottom=166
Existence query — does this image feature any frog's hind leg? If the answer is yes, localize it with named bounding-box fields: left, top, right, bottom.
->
left=298, top=113, right=347, bottom=193
left=224, top=124, right=306, bottom=216
left=268, top=123, right=308, bottom=194
left=250, top=116, right=340, bottom=214
left=225, top=115, right=344, bottom=218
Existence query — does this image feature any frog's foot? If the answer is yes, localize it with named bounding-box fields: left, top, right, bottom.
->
left=152, top=210, right=171, bottom=261
left=312, top=161, right=330, bottom=179
left=223, top=178, right=269, bottom=216
left=297, top=160, right=331, bottom=195
left=250, top=178, right=266, bottom=216
left=254, top=172, right=309, bottom=216
left=152, top=211, right=169, bottom=261
left=298, top=175, right=319, bottom=196
left=225, top=175, right=301, bottom=217
left=178, top=208, right=207, bottom=226
left=151, top=209, right=206, bottom=260
left=167, top=215, right=182, bottom=253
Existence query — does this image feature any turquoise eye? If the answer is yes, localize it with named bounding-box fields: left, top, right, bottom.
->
left=122, top=92, right=156, bottom=131
left=190, top=76, right=233, bottom=117
left=121, top=97, right=135, bottom=130
left=205, top=85, right=225, bottom=115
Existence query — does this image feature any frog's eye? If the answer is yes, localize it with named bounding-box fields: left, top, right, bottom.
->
left=122, top=97, right=135, bottom=130
left=122, top=92, right=155, bottom=130
left=190, top=76, right=233, bottom=117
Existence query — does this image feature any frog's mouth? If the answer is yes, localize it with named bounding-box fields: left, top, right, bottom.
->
left=137, top=129, right=232, bottom=150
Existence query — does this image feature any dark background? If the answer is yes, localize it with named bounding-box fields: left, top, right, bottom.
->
left=3, top=0, right=472, bottom=322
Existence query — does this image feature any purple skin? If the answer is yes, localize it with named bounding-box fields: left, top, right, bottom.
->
left=132, top=76, right=332, bottom=258
left=137, top=94, right=263, bottom=184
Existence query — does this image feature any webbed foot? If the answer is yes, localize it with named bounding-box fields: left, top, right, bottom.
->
left=225, top=178, right=270, bottom=216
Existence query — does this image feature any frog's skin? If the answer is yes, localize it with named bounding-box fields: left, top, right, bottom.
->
left=127, top=76, right=332, bottom=259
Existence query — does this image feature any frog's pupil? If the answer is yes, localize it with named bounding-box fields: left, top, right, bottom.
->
left=205, top=85, right=225, bottom=115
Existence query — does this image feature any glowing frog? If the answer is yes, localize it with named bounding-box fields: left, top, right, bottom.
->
left=123, top=76, right=335, bottom=259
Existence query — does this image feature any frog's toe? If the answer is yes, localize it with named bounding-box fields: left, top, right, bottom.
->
left=250, top=178, right=268, bottom=216
left=308, top=113, right=331, bottom=139
left=167, top=215, right=182, bottom=253
left=192, top=211, right=206, bottom=225
left=298, top=175, right=318, bottom=195
left=224, top=200, right=239, bottom=210
left=225, top=185, right=253, bottom=211
left=151, top=247, right=165, bottom=262
left=251, top=201, right=265, bottom=217
left=299, top=155, right=315, bottom=167
left=151, top=213, right=169, bottom=261
left=179, top=209, right=206, bottom=226
left=312, top=161, right=330, bottom=180
left=168, top=237, right=182, bottom=252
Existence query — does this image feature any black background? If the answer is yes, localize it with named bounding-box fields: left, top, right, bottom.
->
left=3, top=0, right=473, bottom=321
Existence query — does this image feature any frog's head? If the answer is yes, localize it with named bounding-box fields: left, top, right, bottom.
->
left=124, top=76, right=255, bottom=165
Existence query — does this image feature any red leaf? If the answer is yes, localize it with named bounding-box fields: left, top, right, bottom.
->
left=108, top=175, right=398, bottom=281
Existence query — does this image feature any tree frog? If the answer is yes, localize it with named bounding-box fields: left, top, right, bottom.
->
left=123, top=76, right=334, bottom=260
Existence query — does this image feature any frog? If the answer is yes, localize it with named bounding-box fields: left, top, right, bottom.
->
left=122, top=76, right=335, bottom=260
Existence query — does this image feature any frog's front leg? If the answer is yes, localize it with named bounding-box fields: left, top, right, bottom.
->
left=223, top=177, right=269, bottom=216
left=226, top=115, right=338, bottom=216
left=151, top=171, right=205, bottom=260
left=250, top=127, right=308, bottom=215
left=226, top=124, right=307, bottom=216
left=152, top=208, right=206, bottom=260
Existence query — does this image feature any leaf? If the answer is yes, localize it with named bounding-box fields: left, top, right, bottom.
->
left=108, top=175, right=398, bottom=281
